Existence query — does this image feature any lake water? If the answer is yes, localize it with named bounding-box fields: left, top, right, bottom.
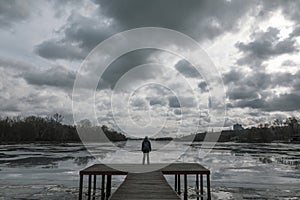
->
left=0, top=142, right=299, bottom=200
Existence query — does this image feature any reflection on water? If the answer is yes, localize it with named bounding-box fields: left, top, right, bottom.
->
left=0, top=142, right=299, bottom=199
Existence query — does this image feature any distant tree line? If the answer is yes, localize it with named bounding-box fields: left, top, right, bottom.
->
left=235, top=116, right=300, bottom=143
left=180, top=116, right=300, bottom=143
left=1, top=114, right=298, bottom=144
left=0, top=114, right=126, bottom=143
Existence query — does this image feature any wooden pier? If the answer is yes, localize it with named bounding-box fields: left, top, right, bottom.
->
left=79, top=163, right=211, bottom=200
left=110, top=171, right=180, bottom=200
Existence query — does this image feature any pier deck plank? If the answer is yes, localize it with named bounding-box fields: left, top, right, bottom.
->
left=110, top=171, right=181, bottom=200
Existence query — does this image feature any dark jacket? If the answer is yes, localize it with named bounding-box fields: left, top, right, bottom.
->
left=141, top=138, right=151, bottom=153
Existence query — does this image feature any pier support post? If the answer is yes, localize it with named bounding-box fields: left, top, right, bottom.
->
left=200, top=174, right=203, bottom=200
left=196, top=174, right=199, bottom=200
left=101, top=175, right=105, bottom=200
left=175, top=174, right=178, bottom=192
left=79, top=174, right=83, bottom=200
left=177, top=174, right=181, bottom=195
left=106, top=175, right=112, bottom=200
left=184, top=174, right=188, bottom=200
left=207, top=174, right=211, bottom=200
left=92, top=175, right=96, bottom=200
left=88, top=175, right=92, bottom=200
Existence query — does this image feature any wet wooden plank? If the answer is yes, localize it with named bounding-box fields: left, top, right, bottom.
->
left=80, top=163, right=210, bottom=175
left=110, top=172, right=181, bottom=200
left=162, top=163, right=210, bottom=174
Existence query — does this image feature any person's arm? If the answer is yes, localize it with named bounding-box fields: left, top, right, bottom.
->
left=141, top=141, right=144, bottom=151
left=149, top=141, right=152, bottom=151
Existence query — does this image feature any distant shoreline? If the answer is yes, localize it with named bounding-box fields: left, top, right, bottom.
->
left=1, top=116, right=299, bottom=144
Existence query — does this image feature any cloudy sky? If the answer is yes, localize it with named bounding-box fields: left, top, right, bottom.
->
left=1, top=0, right=300, bottom=136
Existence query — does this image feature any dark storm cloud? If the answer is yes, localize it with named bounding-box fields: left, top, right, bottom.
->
left=2, top=0, right=300, bottom=123
left=234, top=94, right=300, bottom=112
left=236, top=27, right=298, bottom=67
left=229, top=89, right=300, bottom=112
left=30, top=0, right=300, bottom=63
left=0, top=1, right=31, bottom=27
left=198, top=81, right=208, bottom=92
left=267, top=94, right=300, bottom=111
left=224, top=67, right=299, bottom=102
left=96, top=0, right=254, bottom=40
left=223, top=69, right=244, bottom=84
left=33, top=0, right=300, bottom=109
left=273, top=72, right=298, bottom=88
left=224, top=68, right=300, bottom=111
left=174, top=60, right=201, bottom=78
left=0, top=58, right=76, bottom=90
left=60, top=13, right=118, bottom=51
left=234, top=98, right=266, bottom=109
left=244, top=71, right=273, bottom=90
left=168, top=96, right=196, bottom=108
left=168, top=96, right=180, bottom=108
left=35, top=40, right=84, bottom=60
left=130, top=98, right=147, bottom=108
left=149, top=98, right=166, bottom=106
left=36, top=0, right=256, bottom=60
left=225, top=70, right=273, bottom=98
left=23, top=66, right=76, bottom=89
left=292, top=81, right=300, bottom=92
left=36, top=13, right=119, bottom=60
left=98, top=49, right=161, bottom=90
left=228, top=86, right=258, bottom=100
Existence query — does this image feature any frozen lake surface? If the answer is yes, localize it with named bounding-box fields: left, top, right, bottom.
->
left=0, top=142, right=299, bottom=199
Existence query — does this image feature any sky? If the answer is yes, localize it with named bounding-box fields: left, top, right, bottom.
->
left=0, top=0, right=300, bottom=137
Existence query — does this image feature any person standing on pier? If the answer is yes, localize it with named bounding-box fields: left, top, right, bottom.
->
left=142, top=136, right=151, bottom=164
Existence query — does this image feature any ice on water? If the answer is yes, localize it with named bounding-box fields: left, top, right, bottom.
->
left=0, top=142, right=299, bottom=199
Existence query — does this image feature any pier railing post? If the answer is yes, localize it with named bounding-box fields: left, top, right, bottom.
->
left=106, top=175, right=112, bottom=200
left=196, top=174, right=199, bottom=200
left=175, top=174, right=178, bottom=192
left=177, top=174, right=181, bottom=195
left=88, top=175, right=92, bottom=200
left=207, top=174, right=211, bottom=200
left=184, top=174, right=188, bottom=200
left=93, top=175, right=96, bottom=200
left=200, top=174, right=203, bottom=200
left=79, top=174, right=83, bottom=200
left=101, top=175, right=105, bottom=200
